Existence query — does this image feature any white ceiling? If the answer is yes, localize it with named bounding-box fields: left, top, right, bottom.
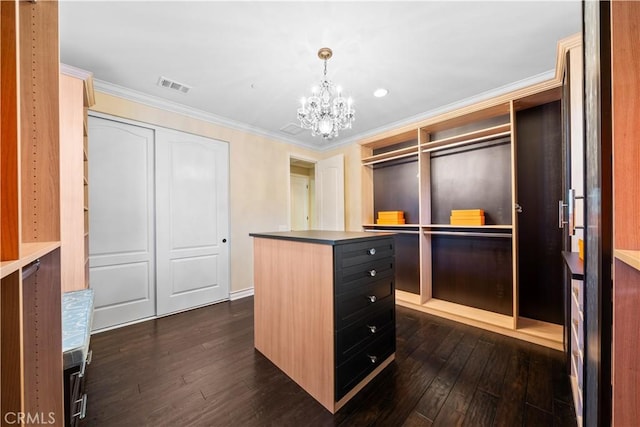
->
left=59, top=1, right=582, bottom=150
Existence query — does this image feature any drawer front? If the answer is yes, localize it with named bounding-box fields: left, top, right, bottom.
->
left=335, top=258, right=394, bottom=293
left=571, top=338, right=583, bottom=390
left=335, top=330, right=395, bottom=400
left=570, top=289, right=583, bottom=353
left=335, top=278, right=394, bottom=329
left=571, top=278, right=583, bottom=312
left=335, top=238, right=395, bottom=269
left=336, top=301, right=395, bottom=365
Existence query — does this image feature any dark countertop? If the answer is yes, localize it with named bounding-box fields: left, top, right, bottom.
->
left=561, top=251, right=584, bottom=280
left=249, top=230, right=395, bottom=245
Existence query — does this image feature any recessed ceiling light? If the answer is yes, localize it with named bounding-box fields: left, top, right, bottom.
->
left=373, top=88, right=388, bottom=98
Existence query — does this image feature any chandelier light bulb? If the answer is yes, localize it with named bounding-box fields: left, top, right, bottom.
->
left=297, top=47, right=355, bottom=140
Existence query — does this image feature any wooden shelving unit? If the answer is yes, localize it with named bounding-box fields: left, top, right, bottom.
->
left=420, top=123, right=511, bottom=153
left=360, top=36, right=581, bottom=350
left=60, top=65, right=95, bottom=292
left=361, top=144, right=419, bottom=166
left=611, top=3, right=640, bottom=425
left=1, top=0, right=64, bottom=423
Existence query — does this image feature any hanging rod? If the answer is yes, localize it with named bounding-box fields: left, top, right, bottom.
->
left=22, top=259, right=41, bottom=280
left=423, top=230, right=512, bottom=238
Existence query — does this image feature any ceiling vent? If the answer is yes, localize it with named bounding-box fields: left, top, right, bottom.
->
left=280, top=123, right=305, bottom=136
left=157, top=76, right=191, bottom=94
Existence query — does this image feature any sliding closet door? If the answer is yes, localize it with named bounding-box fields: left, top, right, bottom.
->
left=88, top=116, right=156, bottom=330
left=155, top=129, right=229, bottom=316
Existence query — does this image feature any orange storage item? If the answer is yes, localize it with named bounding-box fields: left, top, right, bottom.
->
left=449, top=216, right=485, bottom=226
left=451, top=209, right=485, bottom=217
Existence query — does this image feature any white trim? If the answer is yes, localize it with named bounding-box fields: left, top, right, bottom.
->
left=60, top=63, right=93, bottom=80
left=230, top=287, right=254, bottom=301
left=90, top=296, right=242, bottom=334
left=91, top=315, right=157, bottom=334
left=330, top=69, right=556, bottom=150
left=94, top=69, right=555, bottom=153
left=94, top=79, right=314, bottom=150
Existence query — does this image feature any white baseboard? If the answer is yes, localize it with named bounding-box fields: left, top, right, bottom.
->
left=230, top=287, right=254, bottom=301
left=91, top=290, right=253, bottom=334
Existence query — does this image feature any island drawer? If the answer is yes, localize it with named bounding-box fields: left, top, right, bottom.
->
left=335, top=238, right=395, bottom=269
left=335, top=329, right=395, bottom=400
left=335, top=301, right=395, bottom=365
left=335, top=278, right=394, bottom=329
left=335, top=258, right=394, bottom=293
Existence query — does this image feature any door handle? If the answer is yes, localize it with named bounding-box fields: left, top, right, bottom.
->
left=558, top=200, right=568, bottom=228
left=559, top=189, right=576, bottom=234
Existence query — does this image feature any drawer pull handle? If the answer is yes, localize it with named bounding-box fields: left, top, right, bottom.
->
left=573, top=319, right=579, bottom=328
left=368, top=248, right=377, bottom=256
left=368, top=355, right=378, bottom=364
left=367, top=325, right=377, bottom=334
left=367, top=295, right=377, bottom=303
left=73, top=394, right=88, bottom=419
left=368, top=269, right=377, bottom=277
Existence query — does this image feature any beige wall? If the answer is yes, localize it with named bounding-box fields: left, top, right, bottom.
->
left=91, top=92, right=363, bottom=293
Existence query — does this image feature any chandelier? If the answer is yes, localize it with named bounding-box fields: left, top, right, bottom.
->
left=297, top=47, right=355, bottom=139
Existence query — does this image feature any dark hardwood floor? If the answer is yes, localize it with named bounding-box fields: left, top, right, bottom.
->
left=83, top=297, right=576, bottom=426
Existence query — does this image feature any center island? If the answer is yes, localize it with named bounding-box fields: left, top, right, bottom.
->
left=249, top=230, right=397, bottom=413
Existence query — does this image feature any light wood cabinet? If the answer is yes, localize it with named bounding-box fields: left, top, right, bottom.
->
left=251, top=231, right=396, bottom=413
left=611, top=2, right=640, bottom=425
left=60, top=65, right=95, bottom=292
left=0, top=0, right=64, bottom=424
left=359, top=35, right=581, bottom=351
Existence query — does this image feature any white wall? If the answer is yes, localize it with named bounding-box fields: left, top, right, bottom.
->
left=90, top=92, right=364, bottom=294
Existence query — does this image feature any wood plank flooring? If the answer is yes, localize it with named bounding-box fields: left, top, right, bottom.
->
left=83, top=297, right=576, bottom=426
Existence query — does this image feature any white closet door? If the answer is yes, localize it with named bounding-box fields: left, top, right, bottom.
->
left=290, top=174, right=310, bottom=231
left=155, top=129, right=229, bottom=316
left=88, top=116, right=156, bottom=330
left=315, top=154, right=345, bottom=231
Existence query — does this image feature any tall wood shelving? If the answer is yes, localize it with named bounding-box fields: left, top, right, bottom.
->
left=611, top=2, right=640, bottom=425
left=1, top=0, right=64, bottom=424
left=360, top=36, right=581, bottom=350
left=60, top=65, right=95, bottom=292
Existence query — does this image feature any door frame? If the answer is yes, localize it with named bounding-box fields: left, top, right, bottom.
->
left=288, top=154, right=317, bottom=230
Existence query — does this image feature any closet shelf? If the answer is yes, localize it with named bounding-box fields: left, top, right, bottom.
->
left=363, top=223, right=420, bottom=228
left=0, top=241, right=61, bottom=279
left=614, top=249, right=640, bottom=271
left=423, top=230, right=512, bottom=238
left=422, top=224, right=513, bottom=229
left=421, top=123, right=511, bottom=153
left=361, top=145, right=419, bottom=166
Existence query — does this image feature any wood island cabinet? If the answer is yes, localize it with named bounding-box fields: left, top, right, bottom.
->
left=250, top=231, right=396, bottom=413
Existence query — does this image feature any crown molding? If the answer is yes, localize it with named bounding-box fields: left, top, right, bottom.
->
left=342, top=69, right=556, bottom=148
left=60, top=63, right=93, bottom=80
left=93, top=79, right=322, bottom=151
left=93, top=67, right=556, bottom=153
left=554, top=32, right=582, bottom=81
